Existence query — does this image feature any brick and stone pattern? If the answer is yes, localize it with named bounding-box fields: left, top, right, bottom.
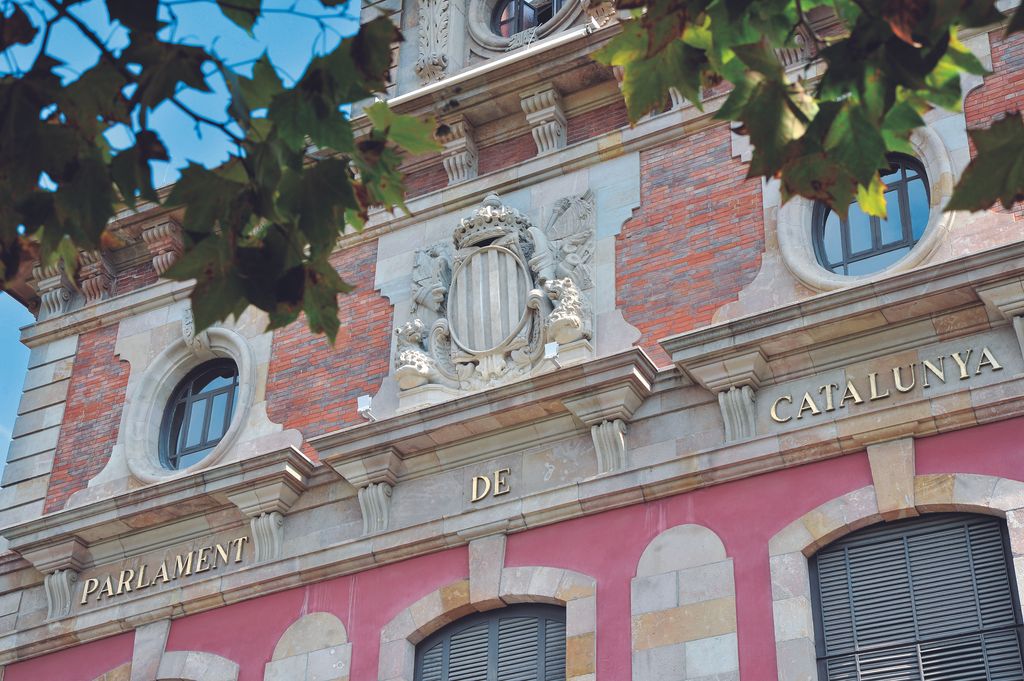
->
left=616, top=123, right=764, bottom=365
left=964, top=30, right=1024, bottom=220
left=265, top=240, right=392, bottom=453
left=42, top=325, right=129, bottom=513
left=0, top=335, right=79, bottom=532
left=111, top=262, right=158, bottom=297
left=264, top=612, right=351, bottom=681
left=478, top=133, right=538, bottom=176
left=566, top=101, right=629, bottom=145
left=631, top=524, right=739, bottom=681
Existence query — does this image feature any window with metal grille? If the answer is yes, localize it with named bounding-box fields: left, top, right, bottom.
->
left=159, top=359, right=239, bottom=470
left=415, top=604, right=566, bottom=681
left=810, top=513, right=1024, bottom=681
left=813, top=154, right=930, bottom=276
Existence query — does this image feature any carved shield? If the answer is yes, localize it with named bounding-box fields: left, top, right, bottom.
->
left=448, top=246, right=531, bottom=354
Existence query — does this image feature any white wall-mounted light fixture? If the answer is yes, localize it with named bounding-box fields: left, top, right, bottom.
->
left=357, top=394, right=376, bottom=422
left=544, top=341, right=562, bottom=369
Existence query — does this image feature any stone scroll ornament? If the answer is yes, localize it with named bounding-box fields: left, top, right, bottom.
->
left=395, top=192, right=595, bottom=393
left=415, top=0, right=449, bottom=83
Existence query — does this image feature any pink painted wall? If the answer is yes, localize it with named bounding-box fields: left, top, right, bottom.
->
left=7, top=415, right=1024, bottom=681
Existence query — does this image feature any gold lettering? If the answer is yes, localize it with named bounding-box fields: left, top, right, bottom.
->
left=892, top=365, right=915, bottom=393
left=213, top=543, right=230, bottom=568
left=819, top=384, right=838, bottom=411
left=922, top=357, right=945, bottom=388
left=471, top=475, right=491, bottom=502
left=770, top=395, right=793, bottom=423
left=115, top=569, right=134, bottom=595
left=100, top=576, right=115, bottom=599
left=195, top=547, right=212, bottom=573
left=231, top=536, right=248, bottom=563
left=839, top=380, right=864, bottom=407
left=796, top=392, right=821, bottom=419
left=951, top=349, right=973, bottom=379
left=135, top=564, right=147, bottom=590
left=493, top=468, right=511, bottom=497
left=174, top=552, right=194, bottom=579
left=976, top=347, right=1003, bottom=374
left=154, top=561, right=170, bottom=584
left=868, top=373, right=890, bottom=401
left=80, top=578, right=99, bottom=605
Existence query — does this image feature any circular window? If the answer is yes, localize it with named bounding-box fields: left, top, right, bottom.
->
left=159, top=359, right=240, bottom=470
left=813, top=154, right=930, bottom=276
left=491, top=0, right=563, bottom=36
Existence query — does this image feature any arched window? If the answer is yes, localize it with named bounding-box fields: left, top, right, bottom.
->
left=810, top=513, right=1024, bottom=680
left=813, top=154, right=930, bottom=276
left=491, top=0, right=563, bottom=37
left=415, top=604, right=566, bottom=681
left=159, top=359, right=239, bottom=470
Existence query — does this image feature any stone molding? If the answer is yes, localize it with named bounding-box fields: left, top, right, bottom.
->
left=520, top=84, right=567, bottom=154
left=631, top=524, right=739, bottom=680
left=156, top=651, right=239, bottom=681
left=768, top=474, right=1024, bottom=681
left=378, top=562, right=597, bottom=681
left=439, top=117, right=478, bottom=184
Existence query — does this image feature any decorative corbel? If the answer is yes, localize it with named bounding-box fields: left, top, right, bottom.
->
left=225, top=463, right=310, bottom=563
left=141, top=219, right=184, bottom=277
left=975, top=279, right=1024, bottom=361
left=563, top=381, right=649, bottom=475
left=685, top=349, right=770, bottom=443
left=30, top=262, right=72, bottom=319
left=19, top=537, right=90, bottom=620
left=181, top=307, right=210, bottom=355
left=331, top=448, right=402, bottom=535
left=439, top=117, right=478, bottom=185
left=77, top=250, right=114, bottom=304
left=520, top=84, right=567, bottom=155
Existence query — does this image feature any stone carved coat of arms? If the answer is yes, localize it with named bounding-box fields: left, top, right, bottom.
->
left=395, top=192, right=595, bottom=395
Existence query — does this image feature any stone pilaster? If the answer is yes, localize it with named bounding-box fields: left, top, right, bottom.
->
left=141, top=219, right=184, bottom=277
left=520, top=84, right=567, bottom=154
left=77, top=250, right=114, bottom=304
left=440, top=117, right=478, bottom=185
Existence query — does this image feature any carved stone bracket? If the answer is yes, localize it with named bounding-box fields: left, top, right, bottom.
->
left=682, top=349, right=770, bottom=443
left=142, top=219, right=184, bottom=277
left=250, top=512, right=284, bottom=563
left=77, top=250, right=114, bottom=304
left=520, top=84, right=567, bottom=154
left=225, top=461, right=310, bottom=563
left=564, top=380, right=650, bottom=475
left=440, top=117, right=478, bottom=185
left=976, top=279, right=1024, bottom=361
left=331, top=448, right=401, bottom=535
left=18, top=537, right=90, bottom=620
left=30, top=262, right=72, bottom=320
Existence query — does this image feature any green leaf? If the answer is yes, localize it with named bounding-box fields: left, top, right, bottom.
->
left=126, top=37, right=211, bottom=109
left=364, top=102, right=440, bottom=155
left=349, top=16, right=401, bottom=86
left=947, top=114, right=1024, bottom=211
left=881, top=100, right=926, bottom=154
left=856, top=172, right=887, bottom=218
left=1, top=5, right=38, bottom=50
left=279, top=159, right=356, bottom=257
left=216, top=0, right=262, bottom=34
left=53, top=156, right=115, bottom=244
left=166, top=163, right=246, bottom=233
left=598, top=35, right=707, bottom=121
left=110, top=131, right=167, bottom=209
left=825, top=101, right=887, bottom=186
left=107, top=0, right=161, bottom=33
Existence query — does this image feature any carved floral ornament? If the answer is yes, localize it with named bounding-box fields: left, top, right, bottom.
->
left=395, top=192, right=595, bottom=395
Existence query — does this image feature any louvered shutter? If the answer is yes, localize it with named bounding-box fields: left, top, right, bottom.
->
left=415, top=604, right=566, bottom=681
left=813, top=514, right=1024, bottom=681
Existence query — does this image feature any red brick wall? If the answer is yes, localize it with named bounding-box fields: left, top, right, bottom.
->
left=478, top=132, right=537, bottom=176
left=404, top=161, right=449, bottom=199
left=265, top=240, right=393, bottom=455
left=112, top=261, right=158, bottom=297
left=567, top=101, right=629, bottom=145
left=616, top=123, right=764, bottom=366
left=44, top=325, right=130, bottom=513
left=963, top=30, right=1024, bottom=219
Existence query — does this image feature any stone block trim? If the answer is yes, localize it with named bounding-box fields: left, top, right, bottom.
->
left=616, top=123, right=764, bottom=366
left=379, top=564, right=597, bottom=681
left=43, top=325, right=129, bottom=513
left=265, top=241, right=393, bottom=455
left=631, top=524, right=739, bottom=681
left=156, top=651, right=239, bottom=681
left=264, top=612, right=351, bottom=681
left=91, top=664, right=131, bottom=681
left=768, top=474, right=1024, bottom=681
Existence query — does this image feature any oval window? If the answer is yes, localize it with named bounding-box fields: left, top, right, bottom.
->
left=491, top=0, right=563, bottom=37
left=813, top=154, right=930, bottom=276
left=159, top=359, right=239, bottom=470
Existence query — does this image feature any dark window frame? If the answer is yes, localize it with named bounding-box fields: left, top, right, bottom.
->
left=414, top=603, right=566, bottom=681
left=809, top=513, right=1024, bottom=680
left=490, top=0, right=562, bottom=37
left=159, top=359, right=239, bottom=470
left=812, top=154, right=930, bottom=276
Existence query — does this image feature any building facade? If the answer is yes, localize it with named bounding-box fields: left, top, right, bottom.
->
left=1, top=5, right=1023, bottom=681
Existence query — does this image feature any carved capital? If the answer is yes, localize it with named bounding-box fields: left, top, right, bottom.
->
left=250, top=511, right=285, bottom=563
left=30, top=262, right=72, bottom=319
left=440, top=117, right=478, bottom=185
left=591, top=419, right=627, bottom=474
left=520, top=84, right=567, bottom=154
left=77, top=250, right=114, bottom=304
left=358, top=482, right=393, bottom=535
left=718, top=385, right=756, bottom=442
left=44, top=568, right=79, bottom=620
left=141, top=219, right=184, bottom=276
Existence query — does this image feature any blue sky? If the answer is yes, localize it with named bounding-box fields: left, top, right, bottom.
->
left=0, top=1, right=360, bottom=465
